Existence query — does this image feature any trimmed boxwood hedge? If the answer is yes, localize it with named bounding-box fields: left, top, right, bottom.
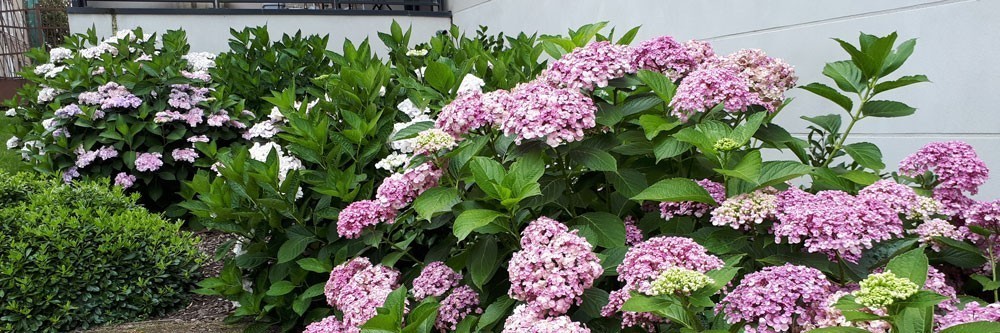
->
left=0, top=172, right=203, bottom=332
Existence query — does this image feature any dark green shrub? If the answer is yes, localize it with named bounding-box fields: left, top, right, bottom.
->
left=0, top=173, right=203, bottom=332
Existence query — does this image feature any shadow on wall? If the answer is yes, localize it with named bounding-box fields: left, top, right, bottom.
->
left=0, top=79, right=26, bottom=100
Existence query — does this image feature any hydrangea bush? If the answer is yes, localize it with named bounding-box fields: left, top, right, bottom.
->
left=3, top=27, right=252, bottom=215
left=179, top=22, right=1000, bottom=333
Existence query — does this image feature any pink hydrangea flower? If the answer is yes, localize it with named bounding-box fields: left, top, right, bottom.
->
left=858, top=180, right=921, bottom=215
left=899, top=141, right=990, bottom=216
left=114, top=172, right=136, bottom=189
left=721, top=49, right=797, bottom=111
left=435, top=285, right=482, bottom=331
left=659, top=179, right=726, bottom=220
left=499, top=81, right=597, bottom=147
left=302, top=315, right=359, bottom=333
left=62, top=166, right=80, bottom=183
left=97, top=145, right=118, bottom=160
left=171, top=148, right=198, bottom=163
left=684, top=40, right=716, bottom=66
left=375, top=162, right=443, bottom=210
left=336, top=200, right=392, bottom=239
left=541, top=41, right=637, bottom=91
left=207, top=110, right=231, bottom=127
left=718, top=264, right=834, bottom=333
left=323, top=257, right=401, bottom=327
left=411, top=261, right=462, bottom=301
left=633, top=36, right=699, bottom=80
left=670, top=65, right=762, bottom=121
left=78, top=82, right=142, bottom=110
left=75, top=147, right=98, bottom=168
left=508, top=217, right=603, bottom=316
left=910, top=219, right=964, bottom=251
left=710, top=187, right=778, bottom=230
left=435, top=90, right=509, bottom=139
left=624, top=216, right=643, bottom=246
left=54, top=104, right=83, bottom=118
left=773, top=187, right=903, bottom=263
left=936, top=302, right=1000, bottom=331
left=168, top=84, right=209, bottom=110
left=925, top=266, right=959, bottom=312
left=503, top=304, right=590, bottom=333
left=135, top=152, right=163, bottom=172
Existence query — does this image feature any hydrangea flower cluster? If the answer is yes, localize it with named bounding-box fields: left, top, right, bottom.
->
left=508, top=217, right=603, bottom=316
left=670, top=65, right=762, bottom=121
left=114, top=172, right=136, bottom=189
left=436, top=285, right=482, bottom=331
left=718, top=264, right=834, bottom=333
left=248, top=141, right=305, bottom=184
left=323, top=257, right=401, bottom=327
left=935, top=302, right=1000, bottom=331
left=302, top=315, right=359, bottom=333
left=502, top=304, right=590, bottom=333
left=858, top=179, right=920, bottom=216
left=721, top=49, right=797, bottom=111
left=773, top=187, right=903, bottom=263
left=659, top=179, right=726, bottom=220
left=899, top=141, right=990, bottom=215
left=412, top=128, right=457, bottom=155
left=853, top=271, right=919, bottom=308
left=541, top=41, right=637, bottom=91
left=77, top=82, right=142, bottom=111
left=135, top=152, right=163, bottom=172
left=603, top=236, right=724, bottom=329
left=623, top=216, right=643, bottom=246
left=925, top=266, right=959, bottom=312
left=434, top=90, right=508, bottom=139
left=411, top=261, right=462, bottom=300
left=911, top=219, right=965, bottom=251
left=499, top=81, right=597, bottom=147
left=632, top=36, right=707, bottom=80
left=710, top=188, right=778, bottom=230
left=644, top=267, right=714, bottom=296
left=338, top=162, right=442, bottom=239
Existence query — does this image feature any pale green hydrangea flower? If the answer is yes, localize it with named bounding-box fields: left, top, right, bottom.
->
left=853, top=271, right=919, bottom=308
left=413, top=128, right=457, bottom=155
left=713, top=138, right=740, bottom=152
left=644, top=267, right=715, bottom=296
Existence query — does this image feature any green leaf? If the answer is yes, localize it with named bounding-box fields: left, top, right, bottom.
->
left=839, top=170, right=881, bottom=185
left=476, top=297, right=515, bottom=331
left=277, top=236, right=314, bottom=264
left=861, top=100, right=916, bottom=118
left=469, top=236, right=499, bottom=289
left=801, top=83, right=853, bottom=111
left=873, top=75, right=929, bottom=94
left=265, top=281, right=296, bottom=296
left=886, top=248, right=929, bottom=286
left=730, top=112, right=767, bottom=146
left=632, top=178, right=717, bottom=204
left=424, top=61, right=455, bottom=93
left=801, top=114, right=843, bottom=134
left=822, top=61, right=864, bottom=93
left=569, top=147, right=618, bottom=172
left=882, top=38, right=916, bottom=77
left=653, top=136, right=692, bottom=162
left=636, top=69, right=677, bottom=104
left=756, top=161, right=813, bottom=189
left=571, top=288, right=610, bottom=323
left=296, top=258, right=331, bottom=273
left=573, top=212, right=626, bottom=248
left=392, top=121, right=434, bottom=140
left=939, top=321, right=1000, bottom=333
left=806, top=327, right=873, bottom=333
left=971, top=274, right=1000, bottom=291
left=402, top=298, right=440, bottom=333
left=843, top=142, right=885, bottom=170
left=715, top=150, right=763, bottom=184
left=412, top=187, right=460, bottom=221
left=931, top=237, right=987, bottom=269
left=896, top=290, right=947, bottom=308
left=453, top=209, right=506, bottom=241
left=638, top=114, right=680, bottom=140
left=621, top=293, right=673, bottom=313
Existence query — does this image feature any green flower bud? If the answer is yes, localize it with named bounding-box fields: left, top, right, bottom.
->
left=853, top=271, right=919, bottom=308
left=645, top=267, right=715, bottom=296
left=713, top=138, right=740, bottom=152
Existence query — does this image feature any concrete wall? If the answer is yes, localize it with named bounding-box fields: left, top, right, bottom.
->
left=452, top=0, right=1000, bottom=199
left=68, top=12, right=450, bottom=54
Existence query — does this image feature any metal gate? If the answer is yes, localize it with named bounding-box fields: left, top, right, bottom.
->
left=0, top=0, right=69, bottom=99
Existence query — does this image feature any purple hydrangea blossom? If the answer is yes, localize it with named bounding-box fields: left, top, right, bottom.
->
left=540, top=41, right=637, bottom=91
left=935, top=302, right=1000, bottom=331
left=323, top=257, right=401, bottom=327
left=411, top=261, right=462, bottom=301
left=54, top=104, right=83, bottom=118
left=336, top=200, right=393, bottom=239
left=624, top=216, right=643, bottom=246
left=167, top=84, right=209, bottom=110
left=911, top=219, right=964, bottom=251
left=633, top=36, right=698, bottom=80
left=375, top=162, right=443, bottom=211
left=670, top=65, right=762, bottom=121
left=503, top=304, right=590, bottom=333
left=659, top=179, right=726, bottom=220
left=82, top=82, right=142, bottom=110
left=114, top=172, right=136, bottom=189
left=206, top=110, right=231, bottom=127
left=75, top=146, right=98, bottom=168
left=435, top=285, right=482, bottom=331
left=135, top=152, right=163, bottom=172
left=718, top=264, right=835, bottom=333
left=302, top=315, right=359, bottom=333
left=899, top=141, right=989, bottom=216
left=435, top=90, right=509, bottom=139
left=508, top=217, right=603, bottom=316
left=62, top=166, right=80, bottom=183
left=499, top=81, right=597, bottom=147
left=858, top=179, right=920, bottom=216
left=171, top=148, right=198, bottom=163
left=97, top=145, right=118, bottom=160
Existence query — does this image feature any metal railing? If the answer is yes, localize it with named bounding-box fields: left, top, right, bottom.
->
left=71, top=0, right=446, bottom=12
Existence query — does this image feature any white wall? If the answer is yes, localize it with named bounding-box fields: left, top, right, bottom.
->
left=452, top=0, right=1000, bottom=199
left=68, top=13, right=450, bottom=54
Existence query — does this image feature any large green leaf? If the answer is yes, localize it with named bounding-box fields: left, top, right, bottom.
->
left=861, top=100, right=916, bottom=118
left=843, top=142, right=885, bottom=170
left=476, top=297, right=515, bottom=331
left=756, top=161, right=813, bottom=189
left=413, top=187, right=460, bottom=221
left=873, top=74, right=929, bottom=94
left=469, top=236, right=499, bottom=289
left=453, top=209, right=506, bottom=241
left=424, top=61, right=455, bottom=93
left=939, top=321, right=1000, bottom=333
left=822, top=61, right=864, bottom=93
left=801, top=83, right=853, bottom=111
left=802, top=114, right=843, bottom=134
left=715, top=150, right=763, bottom=184
left=569, top=146, right=618, bottom=172
left=573, top=212, right=626, bottom=248
left=885, top=248, right=929, bottom=286
left=632, top=178, right=717, bottom=204
left=636, top=69, right=677, bottom=104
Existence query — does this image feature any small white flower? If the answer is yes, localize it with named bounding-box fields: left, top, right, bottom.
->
left=415, top=66, right=426, bottom=80
left=396, top=99, right=429, bottom=119
left=376, top=152, right=409, bottom=171
left=41, top=118, right=56, bottom=130
left=406, top=49, right=429, bottom=57
left=182, top=52, right=217, bottom=72
left=37, top=87, right=63, bottom=103
left=33, top=63, right=55, bottom=76
left=379, top=86, right=386, bottom=97
left=457, top=73, right=485, bottom=93
left=5, top=108, right=16, bottom=117
left=5, top=136, right=20, bottom=149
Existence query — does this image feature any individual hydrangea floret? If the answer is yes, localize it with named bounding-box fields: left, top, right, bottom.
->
left=412, top=128, right=457, bottom=155
left=435, top=285, right=482, bottom=331
left=899, top=141, right=989, bottom=216
left=336, top=200, right=392, bottom=239
left=710, top=188, right=778, bottom=230
left=773, top=187, right=903, bottom=263
left=935, top=302, right=1000, bottom=331
left=644, top=267, right=714, bottom=296
left=670, top=65, right=762, bottom=121
left=659, top=179, right=726, bottom=220
left=323, top=257, right=401, bottom=327
left=411, top=261, right=462, bottom=301
left=540, top=41, right=637, bottom=91
left=718, top=264, right=834, bottom=333
left=500, top=81, right=597, bottom=147
left=632, top=36, right=698, bottom=80
left=853, top=271, right=919, bottom=308
left=910, top=219, right=964, bottom=251
left=135, top=152, right=163, bottom=172
left=503, top=304, right=590, bottom=333
left=302, top=315, right=359, bottom=333
left=508, top=217, right=603, bottom=316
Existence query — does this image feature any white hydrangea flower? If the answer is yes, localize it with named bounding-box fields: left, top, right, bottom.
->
left=245, top=121, right=279, bottom=140
left=375, top=152, right=409, bottom=171
left=406, top=49, right=428, bottom=57
left=20, top=140, right=43, bottom=160
left=5, top=136, right=20, bottom=149
left=5, top=108, right=16, bottom=117
left=457, top=73, right=486, bottom=93
left=413, top=128, right=457, bottom=155
left=80, top=43, right=117, bottom=59
left=37, top=87, right=63, bottom=103
left=379, top=86, right=386, bottom=97
left=396, top=99, right=429, bottom=119
left=41, top=118, right=57, bottom=130
left=268, top=107, right=286, bottom=123
left=248, top=141, right=303, bottom=184
left=49, top=47, right=72, bottom=63
left=182, top=52, right=217, bottom=72
left=33, top=63, right=55, bottom=76
left=391, top=138, right=417, bottom=154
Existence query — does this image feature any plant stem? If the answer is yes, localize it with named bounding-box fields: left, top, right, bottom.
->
left=820, top=83, right=875, bottom=168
